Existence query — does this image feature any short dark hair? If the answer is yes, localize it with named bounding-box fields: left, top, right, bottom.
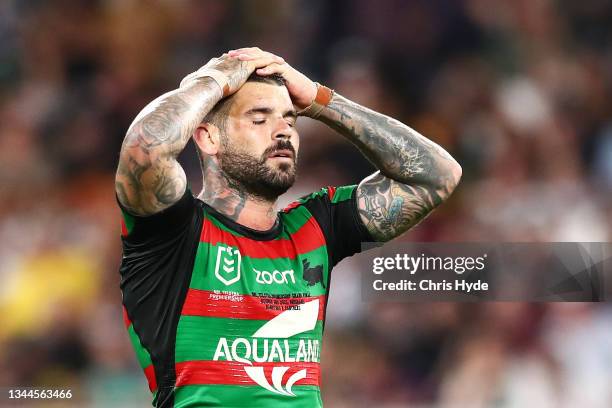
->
left=196, top=73, right=287, bottom=166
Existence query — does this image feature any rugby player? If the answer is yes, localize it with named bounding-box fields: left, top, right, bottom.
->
left=116, top=47, right=461, bottom=407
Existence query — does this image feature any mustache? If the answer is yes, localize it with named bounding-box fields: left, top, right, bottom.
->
left=261, top=140, right=296, bottom=160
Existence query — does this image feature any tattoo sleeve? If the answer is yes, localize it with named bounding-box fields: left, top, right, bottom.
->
left=115, top=78, right=224, bottom=216
left=316, top=93, right=462, bottom=241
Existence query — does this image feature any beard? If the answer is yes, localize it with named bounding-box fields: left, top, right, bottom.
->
left=218, top=140, right=297, bottom=201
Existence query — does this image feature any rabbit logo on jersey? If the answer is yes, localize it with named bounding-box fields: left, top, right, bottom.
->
left=212, top=299, right=320, bottom=396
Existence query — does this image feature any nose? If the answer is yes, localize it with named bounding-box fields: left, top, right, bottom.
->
left=272, top=117, right=293, bottom=140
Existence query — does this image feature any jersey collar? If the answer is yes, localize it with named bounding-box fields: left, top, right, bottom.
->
left=200, top=201, right=283, bottom=241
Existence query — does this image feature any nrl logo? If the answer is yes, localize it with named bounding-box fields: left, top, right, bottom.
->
left=214, top=245, right=241, bottom=286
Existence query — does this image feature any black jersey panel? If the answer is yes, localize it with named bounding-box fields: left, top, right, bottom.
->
left=302, top=187, right=373, bottom=268
left=119, top=189, right=203, bottom=407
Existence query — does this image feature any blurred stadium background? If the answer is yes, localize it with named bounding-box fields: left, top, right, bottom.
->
left=1, top=0, right=611, bottom=406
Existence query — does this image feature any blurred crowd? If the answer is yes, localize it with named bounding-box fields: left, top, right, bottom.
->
left=0, top=0, right=611, bottom=406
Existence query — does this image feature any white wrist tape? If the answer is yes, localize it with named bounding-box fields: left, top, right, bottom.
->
left=180, top=68, right=230, bottom=96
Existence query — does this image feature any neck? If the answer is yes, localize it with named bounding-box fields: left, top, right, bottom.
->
left=198, top=159, right=278, bottom=231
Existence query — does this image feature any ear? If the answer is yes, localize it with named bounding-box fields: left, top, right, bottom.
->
left=193, top=122, right=221, bottom=155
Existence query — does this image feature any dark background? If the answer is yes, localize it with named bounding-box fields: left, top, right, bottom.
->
left=1, top=0, right=611, bottom=406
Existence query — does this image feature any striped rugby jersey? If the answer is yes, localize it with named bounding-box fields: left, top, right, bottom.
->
left=118, top=185, right=371, bottom=407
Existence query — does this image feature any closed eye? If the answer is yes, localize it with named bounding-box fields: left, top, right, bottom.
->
left=253, top=119, right=266, bottom=125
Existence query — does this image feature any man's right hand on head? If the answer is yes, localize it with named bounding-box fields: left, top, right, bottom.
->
left=181, top=48, right=285, bottom=97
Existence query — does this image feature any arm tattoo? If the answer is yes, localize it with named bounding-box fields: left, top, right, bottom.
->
left=317, top=94, right=462, bottom=241
left=115, top=78, right=222, bottom=216
left=116, top=55, right=253, bottom=216
left=357, top=172, right=452, bottom=241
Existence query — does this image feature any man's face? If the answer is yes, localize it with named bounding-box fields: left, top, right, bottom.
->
left=218, top=81, right=299, bottom=201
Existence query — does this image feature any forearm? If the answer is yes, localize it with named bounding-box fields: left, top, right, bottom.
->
left=116, top=78, right=222, bottom=215
left=123, top=78, right=222, bottom=160
left=316, top=93, right=461, bottom=189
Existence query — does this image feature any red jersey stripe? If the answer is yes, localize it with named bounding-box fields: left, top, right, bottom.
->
left=199, top=217, right=326, bottom=259
left=282, top=200, right=302, bottom=212
left=326, top=186, right=336, bottom=201
left=120, top=218, right=128, bottom=237
left=122, top=305, right=131, bottom=329
left=181, top=289, right=326, bottom=321
left=175, top=360, right=320, bottom=387
left=144, top=364, right=157, bottom=392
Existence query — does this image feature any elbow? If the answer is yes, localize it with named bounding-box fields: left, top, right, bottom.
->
left=434, top=159, right=462, bottom=202
left=449, top=160, right=462, bottom=190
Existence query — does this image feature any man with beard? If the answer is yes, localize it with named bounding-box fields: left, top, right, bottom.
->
left=116, top=48, right=461, bottom=408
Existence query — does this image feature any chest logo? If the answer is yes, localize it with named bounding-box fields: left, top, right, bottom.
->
left=213, top=299, right=320, bottom=396
left=214, top=245, right=242, bottom=286
left=255, top=268, right=296, bottom=285
left=302, top=259, right=326, bottom=288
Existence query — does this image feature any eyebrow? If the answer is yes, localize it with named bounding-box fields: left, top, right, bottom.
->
left=245, top=107, right=297, bottom=120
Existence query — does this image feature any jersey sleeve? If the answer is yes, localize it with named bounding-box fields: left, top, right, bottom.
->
left=294, top=185, right=373, bottom=268
left=118, top=188, right=197, bottom=242
left=117, top=189, right=203, bottom=398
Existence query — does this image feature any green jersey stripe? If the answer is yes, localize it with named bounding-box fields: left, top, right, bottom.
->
left=330, top=185, right=356, bottom=203
left=173, top=384, right=321, bottom=408
left=189, top=242, right=329, bottom=294
left=127, top=325, right=152, bottom=369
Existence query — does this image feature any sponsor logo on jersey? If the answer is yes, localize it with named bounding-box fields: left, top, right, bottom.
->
left=255, top=268, right=296, bottom=285
left=212, top=299, right=320, bottom=396
left=214, top=245, right=241, bottom=286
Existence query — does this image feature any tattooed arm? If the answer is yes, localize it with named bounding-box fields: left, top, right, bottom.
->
left=115, top=51, right=282, bottom=216
left=211, top=49, right=461, bottom=240
left=115, top=79, right=221, bottom=216
left=316, top=94, right=462, bottom=241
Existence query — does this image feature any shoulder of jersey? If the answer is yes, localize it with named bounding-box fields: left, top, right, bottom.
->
left=281, top=186, right=337, bottom=213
